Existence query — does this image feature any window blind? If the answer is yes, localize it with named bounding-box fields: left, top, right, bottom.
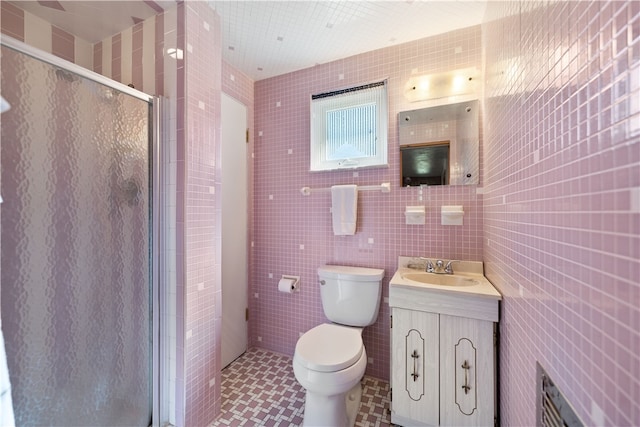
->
left=310, top=80, right=387, bottom=171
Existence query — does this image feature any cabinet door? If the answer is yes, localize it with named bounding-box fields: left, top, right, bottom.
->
left=439, top=314, right=495, bottom=427
left=391, top=308, right=439, bottom=426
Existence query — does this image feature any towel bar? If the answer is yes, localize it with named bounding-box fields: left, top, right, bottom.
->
left=300, top=182, right=390, bottom=196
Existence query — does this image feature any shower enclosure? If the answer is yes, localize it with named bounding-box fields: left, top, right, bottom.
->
left=0, top=36, right=160, bottom=425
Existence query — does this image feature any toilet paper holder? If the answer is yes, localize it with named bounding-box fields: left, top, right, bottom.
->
left=279, top=275, right=300, bottom=293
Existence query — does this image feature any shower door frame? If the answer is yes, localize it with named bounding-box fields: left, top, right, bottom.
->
left=0, top=35, right=165, bottom=427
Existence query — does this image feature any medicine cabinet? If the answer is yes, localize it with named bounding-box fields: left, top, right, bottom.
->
left=399, top=100, right=479, bottom=186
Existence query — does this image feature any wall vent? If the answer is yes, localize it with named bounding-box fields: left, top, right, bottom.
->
left=537, top=363, right=584, bottom=427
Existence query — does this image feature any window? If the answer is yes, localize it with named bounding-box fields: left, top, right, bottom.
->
left=310, top=80, right=388, bottom=171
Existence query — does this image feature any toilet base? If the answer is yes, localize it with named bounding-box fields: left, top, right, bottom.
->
left=302, top=381, right=362, bottom=427
left=345, top=382, right=363, bottom=427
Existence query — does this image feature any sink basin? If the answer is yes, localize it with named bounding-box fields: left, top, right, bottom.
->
left=400, top=272, right=480, bottom=287
left=390, top=258, right=502, bottom=321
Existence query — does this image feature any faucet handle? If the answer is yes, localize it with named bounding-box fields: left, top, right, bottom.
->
left=419, top=257, right=435, bottom=273
left=444, top=260, right=459, bottom=274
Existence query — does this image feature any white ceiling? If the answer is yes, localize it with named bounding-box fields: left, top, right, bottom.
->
left=11, top=1, right=487, bottom=81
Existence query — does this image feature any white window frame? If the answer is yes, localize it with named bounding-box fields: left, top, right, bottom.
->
left=310, top=80, right=388, bottom=171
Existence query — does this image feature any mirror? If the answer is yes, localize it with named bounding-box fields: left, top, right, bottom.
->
left=401, top=142, right=450, bottom=186
left=399, top=100, right=479, bottom=186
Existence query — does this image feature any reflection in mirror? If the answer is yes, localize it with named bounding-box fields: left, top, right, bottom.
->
left=399, top=100, right=479, bottom=186
left=401, top=142, right=450, bottom=186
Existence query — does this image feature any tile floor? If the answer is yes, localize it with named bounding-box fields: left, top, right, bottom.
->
left=211, top=348, right=391, bottom=426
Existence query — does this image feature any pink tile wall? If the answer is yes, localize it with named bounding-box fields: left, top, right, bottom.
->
left=253, top=26, right=484, bottom=381
left=483, top=1, right=639, bottom=426
left=174, top=3, right=187, bottom=424
left=155, top=14, right=164, bottom=96
left=182, top=3, right=222, bottom=426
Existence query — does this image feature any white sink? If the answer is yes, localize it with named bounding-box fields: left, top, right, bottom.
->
left=389, top=257, right=502, bottom=322
left=401, top=272, right=480, bottom=287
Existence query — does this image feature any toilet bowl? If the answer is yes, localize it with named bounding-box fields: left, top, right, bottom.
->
left=293, top=265, right=384, bottom=427
left=293, top=323, right=367, bottom=427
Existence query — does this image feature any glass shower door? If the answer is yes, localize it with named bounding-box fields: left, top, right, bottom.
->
left=1, top=42, right=152, bottom=426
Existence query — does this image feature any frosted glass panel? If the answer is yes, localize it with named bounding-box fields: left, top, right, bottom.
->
left=1, top=45, right=151, bottom=426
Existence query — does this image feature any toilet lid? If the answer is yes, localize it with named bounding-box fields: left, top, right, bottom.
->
left=294, top=323, right=363, bottom=373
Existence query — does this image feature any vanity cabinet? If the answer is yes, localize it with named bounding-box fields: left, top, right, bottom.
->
left=391, top=308, right=496, bottom=427
left=391, top=308, right=495, bottom=426
left=389, top=262, right=501, bottom=427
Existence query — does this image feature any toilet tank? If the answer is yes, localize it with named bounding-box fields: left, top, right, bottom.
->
left=317, top=265, right=384, bottom=327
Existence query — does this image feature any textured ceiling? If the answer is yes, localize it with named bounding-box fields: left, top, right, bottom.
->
left=211, top=1, right=487, bottom=80
left=11, top=1, right=487, bottom=81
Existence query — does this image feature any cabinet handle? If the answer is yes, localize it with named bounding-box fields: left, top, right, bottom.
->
left=461, top=360, right=471, bottom=394
left=411, top=350, right=420, bottom=381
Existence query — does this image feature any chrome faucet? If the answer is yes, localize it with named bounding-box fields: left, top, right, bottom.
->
left=420, top=258, right=458, bottom=274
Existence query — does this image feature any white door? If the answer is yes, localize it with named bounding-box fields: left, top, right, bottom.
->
left=221, top=93, right=248, bottom=368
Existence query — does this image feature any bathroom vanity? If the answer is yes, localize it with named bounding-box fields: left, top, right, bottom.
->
left=389, top=257, right=501, bottom=427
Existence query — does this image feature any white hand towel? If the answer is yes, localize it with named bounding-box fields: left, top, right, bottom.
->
left=331, top=185, right=358, bottom=235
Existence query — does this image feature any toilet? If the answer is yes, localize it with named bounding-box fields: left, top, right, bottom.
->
left=293, top=265, right=384, bottom=427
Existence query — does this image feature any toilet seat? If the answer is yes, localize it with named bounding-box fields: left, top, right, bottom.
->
left=294, top=323, right=363, bottom=373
